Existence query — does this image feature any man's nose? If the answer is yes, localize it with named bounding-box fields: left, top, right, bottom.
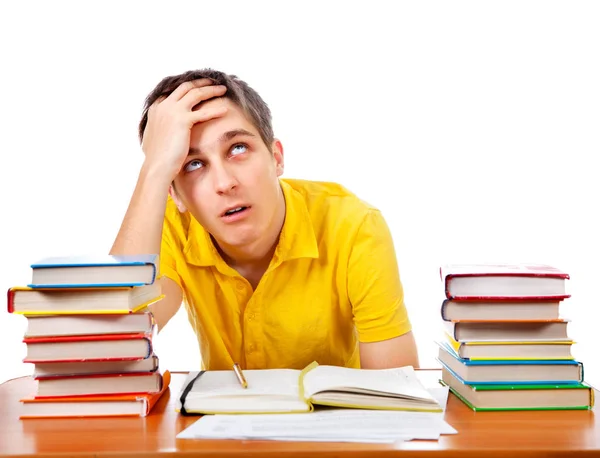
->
left=212, top=162, right=238, bottom=194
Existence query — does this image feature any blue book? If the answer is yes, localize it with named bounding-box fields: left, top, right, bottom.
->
left=28, top=254, right=159, bottom=288
left=437, top=341, right=583, bottom=385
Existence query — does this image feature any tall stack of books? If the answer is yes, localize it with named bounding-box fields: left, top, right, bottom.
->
left=436, top=263, right=595, bottom=411
left=7, top=254, right=170, bottom=418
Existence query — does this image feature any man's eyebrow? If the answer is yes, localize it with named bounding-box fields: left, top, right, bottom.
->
left=188, top=129, right=256, bottom=156
left=221, top=128, right=256, bottom=142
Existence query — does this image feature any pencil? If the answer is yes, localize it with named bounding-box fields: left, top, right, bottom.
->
left=233, top=362, right=248, bottom=388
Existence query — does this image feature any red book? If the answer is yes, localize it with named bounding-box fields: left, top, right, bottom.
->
left=23, top=333, right=153, bottom=363
left=440, top=264, right=570, bottom=301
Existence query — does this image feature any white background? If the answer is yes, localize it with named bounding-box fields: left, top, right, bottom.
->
left=1, top=1, right=598, bottom=388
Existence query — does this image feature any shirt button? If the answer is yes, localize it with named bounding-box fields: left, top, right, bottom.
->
left=248, top=344, right=255, bottom=352
left=236, top=279, right=245, bottom=291
left=247, top=313, right=255, bottom=321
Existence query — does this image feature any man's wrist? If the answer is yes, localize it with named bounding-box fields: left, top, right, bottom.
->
left=140, top=160, right=176, bottom=190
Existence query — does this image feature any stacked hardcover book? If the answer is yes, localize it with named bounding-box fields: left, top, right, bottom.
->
left=7, top=254, right=170, bottom=418
left=436, top=263, right=595, bottom=411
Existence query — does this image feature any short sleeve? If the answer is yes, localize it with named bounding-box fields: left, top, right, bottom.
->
left=348, top=209, right=412, bottom=343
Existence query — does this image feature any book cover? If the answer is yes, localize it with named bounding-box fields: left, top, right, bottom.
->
left=447, top=383, right=593, bottom=412
left=23, top=312, right=155, bottom=338
left=438, top=356, right=584, bottom=385
left=23, top=332, right=153, bottom=363
left=30, top=254, right=158, bottom=269
left=437, top=341, right=579, bottom=367
left=443, top=320, right=571, bottom=342
left=442, top=364, right=594, bottom=411
left=440, top=298, right=562, bottom=322
left=28, top=254, right=158, bottom=288
left=20, top=371, right=171, bottom=418
left=7, top=286, right=162, bottom=315
left=440, top=264, right=570, bottom=300
left=33, top=355, right=160, bottom=378
left=439, top=332, right=575, bottom=361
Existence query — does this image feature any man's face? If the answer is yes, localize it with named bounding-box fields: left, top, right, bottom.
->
left=171, top=98, right=284, bottom=250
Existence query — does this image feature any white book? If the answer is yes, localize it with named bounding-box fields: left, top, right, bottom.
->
left=176, top=363, right=441, bottom=414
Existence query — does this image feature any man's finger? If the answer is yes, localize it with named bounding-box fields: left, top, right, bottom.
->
left=188, top=105, right=228, bottom=125
left=180, top=85, right=227, bottom=110
left=170, top=78, right=216, bottom=101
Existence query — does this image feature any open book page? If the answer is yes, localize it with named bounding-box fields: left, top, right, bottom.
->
left=303, top=365, right=439, bottom=404
left=183, top=369, right=302, bottom=397
left=176, top=409, right=457, bottom=442
left=415, top=370, right=451, bottom=411
left=178, top=369, right=309, bottom=413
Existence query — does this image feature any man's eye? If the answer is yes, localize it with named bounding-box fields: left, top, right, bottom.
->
left=231, top=144, right=248, bottom=155
left=184, top=160, right=203, bottom=172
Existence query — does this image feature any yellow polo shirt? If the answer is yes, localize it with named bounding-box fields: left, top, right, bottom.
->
left=159, top=178, right=411, bottom=370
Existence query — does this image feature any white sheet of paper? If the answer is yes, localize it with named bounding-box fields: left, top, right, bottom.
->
left=263, top=436, right=403, bottom=443
left=177, top=408, right=457, bottom=441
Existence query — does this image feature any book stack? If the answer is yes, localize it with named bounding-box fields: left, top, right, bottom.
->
left=7, top=254, right=170, bottom=418
left=436, top=263, right=595, bottom=411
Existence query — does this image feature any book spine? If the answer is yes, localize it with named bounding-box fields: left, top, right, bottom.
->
left=6, top=288, right=15, bottom=313
left=149, top=262, right=158, bottom=284
left=23, top=333, right=153, bottom=344
left=440, top=300, right=449, bottom=321
left=449, top=294, right=571, bottom=301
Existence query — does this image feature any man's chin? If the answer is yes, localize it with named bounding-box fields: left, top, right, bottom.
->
left=212, top=228, right=260, bottom=251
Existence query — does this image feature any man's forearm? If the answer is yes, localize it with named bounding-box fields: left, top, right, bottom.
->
left=110, top=163, right=171, bottom=256
left=359, top=332, right=420, bottom=369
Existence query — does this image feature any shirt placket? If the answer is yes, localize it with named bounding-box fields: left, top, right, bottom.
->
left=242, top=279, right=268, bottom=369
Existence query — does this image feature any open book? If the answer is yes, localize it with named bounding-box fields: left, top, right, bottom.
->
left=176, top=363, right=441, bottom=414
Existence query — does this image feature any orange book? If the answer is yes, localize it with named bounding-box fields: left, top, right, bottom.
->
left=20, top=371, right=170, bottom=418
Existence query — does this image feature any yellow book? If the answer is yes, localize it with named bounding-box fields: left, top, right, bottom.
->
left=175, top=362, right=442, bottom=415
left=8, top=285, right=163, bottom=315
left=442, top=331, right=575, bottom=361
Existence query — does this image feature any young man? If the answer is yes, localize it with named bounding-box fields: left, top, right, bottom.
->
left=111, top=69, right=418, bottom=371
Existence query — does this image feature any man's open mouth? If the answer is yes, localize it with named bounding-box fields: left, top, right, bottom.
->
left=222, top=206, right=250, bottom=217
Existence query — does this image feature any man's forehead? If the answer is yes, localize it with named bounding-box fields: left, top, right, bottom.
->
left=189, top=124, right=258, bottom=156
left=193, top=96, right=235, bottom=112
left=189, top=97, right=262, bottom=154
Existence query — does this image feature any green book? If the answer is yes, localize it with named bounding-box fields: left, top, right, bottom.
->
left=442, top=367, right=595, bottom=411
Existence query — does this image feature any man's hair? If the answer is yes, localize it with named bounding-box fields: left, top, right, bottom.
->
left=138, top=69, right=274, bottom=148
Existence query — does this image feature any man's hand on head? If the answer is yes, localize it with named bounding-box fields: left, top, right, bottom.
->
left=141, top=79, right=228, bottom=185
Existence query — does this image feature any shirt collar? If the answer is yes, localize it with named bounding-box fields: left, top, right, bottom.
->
left=183, top=179, right=319, bottom=269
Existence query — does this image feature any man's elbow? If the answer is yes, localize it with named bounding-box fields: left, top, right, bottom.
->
left=149, top=277, right=183, bottom=332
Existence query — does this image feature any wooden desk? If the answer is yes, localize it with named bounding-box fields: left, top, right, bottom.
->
left=1, top=371, right=598, bottom=458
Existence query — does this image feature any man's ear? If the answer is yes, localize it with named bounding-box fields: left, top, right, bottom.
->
left=272, top=139, right=284, bottom=177
left=168, top=184, right=188, bottom=213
